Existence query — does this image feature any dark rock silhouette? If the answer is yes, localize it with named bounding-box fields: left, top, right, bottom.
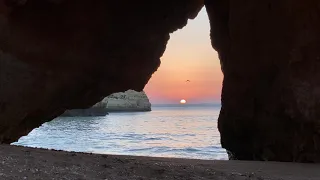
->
left=206, top=0, right=320, bottom=162
left=0, top=0, right=202, bottom=143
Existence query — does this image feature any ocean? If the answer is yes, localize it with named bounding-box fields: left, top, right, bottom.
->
left=13, top=105, right=228, bottom=160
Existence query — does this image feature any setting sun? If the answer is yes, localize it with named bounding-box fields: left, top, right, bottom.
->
left=180, top=99, right=187, bottom=104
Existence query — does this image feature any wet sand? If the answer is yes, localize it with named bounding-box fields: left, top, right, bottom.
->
left=0, top=144, right=319, bottom=180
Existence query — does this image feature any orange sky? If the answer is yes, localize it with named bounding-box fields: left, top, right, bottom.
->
left=144, top=8, right=223, bottom=104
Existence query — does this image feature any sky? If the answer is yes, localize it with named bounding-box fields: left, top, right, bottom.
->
left=144, top=8, right=223, bottom=104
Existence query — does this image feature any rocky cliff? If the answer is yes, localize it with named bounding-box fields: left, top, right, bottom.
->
left=62, top=90, right=151, bottom=116
left=206, top=0, right=320, bottom=162
left=1, top=0, right=320, bottom=162
left=0, top=0, right=203, bottom=143
left=94, top=90, right=151, bottom=112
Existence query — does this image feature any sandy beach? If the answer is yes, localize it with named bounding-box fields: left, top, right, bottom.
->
left=0, top=145, right=318, bottom=180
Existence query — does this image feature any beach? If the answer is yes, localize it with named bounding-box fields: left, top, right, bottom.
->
left=0, top=144, right=319, bottom=180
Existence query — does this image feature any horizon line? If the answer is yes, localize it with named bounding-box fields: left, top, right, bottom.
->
left=151, top=102, right=221, bottom=105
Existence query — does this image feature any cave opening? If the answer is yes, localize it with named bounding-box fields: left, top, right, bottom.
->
left=12, top=7, right=227, bottom=160
left=144, top=7, right=222, bottom=105
left=2, top=0, right=320, bottom=165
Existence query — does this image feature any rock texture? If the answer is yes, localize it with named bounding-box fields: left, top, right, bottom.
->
left=95, top=90, right=151, bottom=112
left=0, top=0, right=203, bottom=143
left=205, top=0, right=320, bottom=162
left=62, top=90, right=151, bottom=116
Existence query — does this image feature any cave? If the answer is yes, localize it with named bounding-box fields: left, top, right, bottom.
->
left=1, top=0, right=320, bottom=163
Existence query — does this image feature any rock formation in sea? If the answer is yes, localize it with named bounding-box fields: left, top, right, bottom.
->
left=96, top=90, right=152, bottom=112
left=62, top=90, right=151, bottom=116
left=1, top=0, right=320, bottom=162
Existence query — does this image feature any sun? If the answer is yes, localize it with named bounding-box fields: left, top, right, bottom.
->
left=180, top=99, right=187, bottom=104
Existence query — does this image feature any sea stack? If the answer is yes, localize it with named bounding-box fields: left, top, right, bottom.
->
left=62, top=90, right=151, bottom=116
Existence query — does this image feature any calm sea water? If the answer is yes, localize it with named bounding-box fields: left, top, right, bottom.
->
left=13, top=105, right=228, bottom=160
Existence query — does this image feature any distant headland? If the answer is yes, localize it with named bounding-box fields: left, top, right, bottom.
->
left=61, top=90, right=151, bottom=116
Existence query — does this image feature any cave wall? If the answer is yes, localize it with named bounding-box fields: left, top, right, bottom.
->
left=205, top=0, right=320, bottom=162
left=0, top=0, right=203, bottom=143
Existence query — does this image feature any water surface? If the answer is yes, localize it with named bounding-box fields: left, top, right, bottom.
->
left=14, top=105, right=228, bottom=160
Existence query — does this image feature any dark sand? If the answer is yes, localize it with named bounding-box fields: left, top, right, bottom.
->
left=0, top=145, right=319, bottom=180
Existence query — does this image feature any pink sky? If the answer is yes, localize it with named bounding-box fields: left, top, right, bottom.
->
left=144, top=8, right=223, bottom=104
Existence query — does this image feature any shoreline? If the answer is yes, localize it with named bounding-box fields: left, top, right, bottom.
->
left=0, top=145, right=319, bottom=180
